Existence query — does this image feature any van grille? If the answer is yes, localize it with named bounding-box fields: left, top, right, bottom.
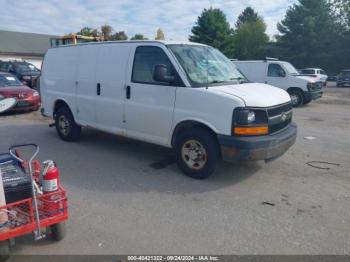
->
left=267, top=103, right=292, bottom=117
left=267, top=102, right=293, bottom=134
left=269, top=118, right=292, bottom=133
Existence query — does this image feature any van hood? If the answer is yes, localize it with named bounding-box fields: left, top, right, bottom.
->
left=209, top=83, right=291, bottom=107
left=295, top=75, right=318, bottom=83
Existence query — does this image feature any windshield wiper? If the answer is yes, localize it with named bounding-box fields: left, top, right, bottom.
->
left=230, top=77, right=249, bottom=83
left=208, top=80, right=226, bottom=84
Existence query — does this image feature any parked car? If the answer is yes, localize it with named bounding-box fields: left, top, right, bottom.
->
left=327, top=73, right=338, bottom=82
left=336, top=70, right=350, bottom=87
left=0, top=60, right=41, bottom=88
left=40, top=41, right=297, bottom=179
left=299, top=68, right=328, bottom=84
left=0, top=72, right=40, bottom=112
left=232, top=59, right=324, bottom=107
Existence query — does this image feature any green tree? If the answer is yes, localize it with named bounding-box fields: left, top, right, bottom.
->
left=236, top=7, right=259, bottom=28
left=130, top=34, right=148, bottom=40
left=233, top=19, right=269, bottom=59
left=155, top=28, right=165, bottom=40
left=113, top=31, right=128, bottom=40
left=101, top=24, right=113, bottom=41
left=276, top=0, right=342, bottom=72
left=78, top=27, right=94, bottom=36
left=330, top=0, right=350, bottom=27
left=189, top=8, right=234, bottom=57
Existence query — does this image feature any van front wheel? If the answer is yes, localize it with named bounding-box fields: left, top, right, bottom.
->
left=175, top=128, right=219, bottom=179
left=288, top=90, right=304, bottom=107
left=55, top=107, right=81, bottom=141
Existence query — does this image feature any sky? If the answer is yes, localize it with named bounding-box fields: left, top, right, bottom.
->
left=0, top=0, right=297, bottom=40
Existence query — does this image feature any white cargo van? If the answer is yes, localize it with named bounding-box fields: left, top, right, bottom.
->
left=232, top=60, right=324, bottom=107
left=40, top=41, right=297, bottom=179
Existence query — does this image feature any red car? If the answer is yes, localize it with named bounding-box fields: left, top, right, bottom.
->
left=0, top=72, right=41, bottom=112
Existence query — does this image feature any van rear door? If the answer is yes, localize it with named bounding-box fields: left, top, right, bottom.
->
left=124, top=44, right=177, bottom=146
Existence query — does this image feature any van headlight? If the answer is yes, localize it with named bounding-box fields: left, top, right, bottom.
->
left=232, top=108, right=268, bottom=136
left=32, top=91, right=39, bottom=97
left=307, top=82, right=315, bottom=91
left=247, top=111, right=255, bottom=123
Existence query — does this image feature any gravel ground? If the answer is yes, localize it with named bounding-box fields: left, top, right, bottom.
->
left=0, top=85, right=349, bottom=257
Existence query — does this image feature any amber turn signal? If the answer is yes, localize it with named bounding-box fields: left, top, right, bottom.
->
left=234, top=126, right=268, bottom=136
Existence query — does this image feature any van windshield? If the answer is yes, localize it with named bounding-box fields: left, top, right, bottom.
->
left=167, top=44, right=246, bottom=87
left=282, top=62, right=299, bottom=75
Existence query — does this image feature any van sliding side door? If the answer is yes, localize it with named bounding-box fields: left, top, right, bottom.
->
left=95, top=44, right=132, bottom=134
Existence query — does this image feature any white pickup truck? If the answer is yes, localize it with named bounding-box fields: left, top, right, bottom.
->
left=40, top=41, right=297, bottom=179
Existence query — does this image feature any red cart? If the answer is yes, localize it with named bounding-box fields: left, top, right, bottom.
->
left=0, top=144, right=68, bottom=259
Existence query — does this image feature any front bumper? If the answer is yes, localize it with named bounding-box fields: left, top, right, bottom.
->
left=218, top=123, right=297, bottom=162
left=12, top=97, right=41, bottom=111
left=304, top=90, right=323, bottom=101
left=337, top=80, right=350, bottom=85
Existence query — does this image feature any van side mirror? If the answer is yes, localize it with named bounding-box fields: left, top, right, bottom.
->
left=153, top=64, right=175, bottom=84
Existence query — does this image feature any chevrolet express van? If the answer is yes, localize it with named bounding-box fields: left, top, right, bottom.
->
left=232, top=60, right=324, bottom=107
left=40, top=41, right=297, bottom=179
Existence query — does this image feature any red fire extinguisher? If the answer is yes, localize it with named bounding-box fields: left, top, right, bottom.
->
left=42, top=161, right=61, bottom=216
left=42, top=160, right=59, bottom=193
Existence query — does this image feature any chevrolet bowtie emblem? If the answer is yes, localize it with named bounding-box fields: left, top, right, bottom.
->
left=281, top=112, right=288, bottom=122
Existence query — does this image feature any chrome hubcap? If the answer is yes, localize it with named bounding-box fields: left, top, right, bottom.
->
left=290, top=94, right=299, bottom=105
left=58, top=115, right=70, bottom=136
left=181, top=140, right=207, bottom=170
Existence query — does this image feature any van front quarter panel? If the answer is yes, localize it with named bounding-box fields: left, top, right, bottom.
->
left=172, top=87, right=246, bottom=142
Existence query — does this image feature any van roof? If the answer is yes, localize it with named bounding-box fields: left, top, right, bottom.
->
left=50, top=40, right=208, bottom=49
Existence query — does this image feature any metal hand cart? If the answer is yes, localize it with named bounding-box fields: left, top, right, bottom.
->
left=0, top=144, right=68, bottom=259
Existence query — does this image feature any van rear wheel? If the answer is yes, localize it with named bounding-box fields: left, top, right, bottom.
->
left=55, top=107, right=81, bottom=141
left=175, top=128, right=219, bottom=179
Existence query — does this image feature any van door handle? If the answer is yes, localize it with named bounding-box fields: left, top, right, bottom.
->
left=97, top=83, right=101, bottom=96
left=126, top=85, right=131, bottom=99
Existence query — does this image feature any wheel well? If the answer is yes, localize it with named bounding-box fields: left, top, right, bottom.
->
left=287, top=87, right=304, bottom=94
left=171, top=121, right=218, bottom=147
left=53, top=100, right=70, bottom=117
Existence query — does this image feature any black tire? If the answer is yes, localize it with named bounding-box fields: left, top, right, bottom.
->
left=55, top=106, right=81, bottom=141
left=0, top=241, right=9, bottom=262
left=303, top=97, right=312, bottom=105
left=50, top=222, right=66, bottom=241
left=175, top=128, right=219, bottom=179
left=336, top=83, right=342, bottom=87
left=288, top=89, right=304, bottom=107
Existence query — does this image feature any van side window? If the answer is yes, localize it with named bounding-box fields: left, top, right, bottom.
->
left=268, top=64, right=286, bottom=77
left=132, top=46, right=175, bottom=85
